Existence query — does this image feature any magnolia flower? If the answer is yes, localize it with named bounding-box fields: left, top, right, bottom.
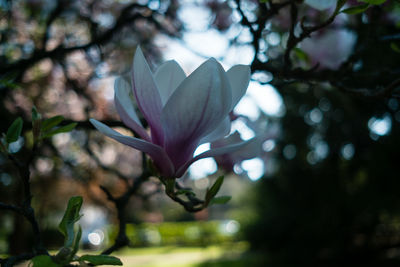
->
left=90, top=47, right=251, bottom=178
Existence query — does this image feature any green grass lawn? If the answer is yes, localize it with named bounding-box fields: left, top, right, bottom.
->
left=13, top=242, right=262, bottom=267
left=112, top=242, right=252, bottom=267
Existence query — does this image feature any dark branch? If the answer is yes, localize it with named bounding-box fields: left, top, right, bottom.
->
left=1, top=147, right=48, bottom=265
left=0, top=202, right=24, bottom=214
left=0, top=3, right=168, bottom=82
left=101, top=153, right=151, bottom=255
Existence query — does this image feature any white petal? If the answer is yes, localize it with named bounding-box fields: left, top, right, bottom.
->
left=114, top=77, right=150, bottom=141
left=90, top=119, right=174, bottom=177
left=199, top=116, right=231, bottom=144
left=154, top=60, right=186, bottom=106
left=175, top=138, right=256, bottom=178
left=132, top=46, right=164, bottom=145
left=161, top=58, right=232, bottom=168
left=226, top=65, right=251, bottom=110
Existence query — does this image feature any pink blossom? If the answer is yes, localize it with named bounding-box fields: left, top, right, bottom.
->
left=300, top=29, right=356, bottom=70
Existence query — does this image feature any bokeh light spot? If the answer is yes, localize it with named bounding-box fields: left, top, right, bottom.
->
left=262, top=140, right=276, bottom=152
left=283, top=144, right=296, bottom=160
left=241, top=158, right=264, bottom=181
left=341, top=143, right=355, bottom=160
left=368, top=114, right=392, bottom=136
left=88, top=229, right=104, bottom=246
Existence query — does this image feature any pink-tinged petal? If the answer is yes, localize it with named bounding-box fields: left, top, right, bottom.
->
left=132, top=46, right=164, bottom=145
left=90, top=119, right=174, bottom=177
left=161, top=58, right=232, bottom=168
left=226, top=65, right=251, bottom=110
left=211, top=131, right=242, bottom=148
left=199, top=116, right=231, bottom=144
left=212, top=131, right=264, bottom=160
left=154, top=60, right=186, bottom=106
left=114, top=77, right=150, bottom=141
left=175, top=138, right=256, bottom=178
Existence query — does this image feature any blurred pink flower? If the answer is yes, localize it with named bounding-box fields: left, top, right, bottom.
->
left=211, top=117, right=279, bottom=173
left=90, top=47, right=251, bottom=178
left=300, top=29, right=356, bottom=69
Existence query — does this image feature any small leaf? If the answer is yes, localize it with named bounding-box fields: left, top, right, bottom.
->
left=209, top=196, right=232, bottom=205
left=390, top=42, right=400, bottom=53
left=80, top=255, right=123, bottom=266
left=341, top=3, right=370, bottom=14
left=6, top=117, right=23, bottom=143
left=42, top=123, right=77, bottom=139
left=358, top=0, right=386, bottom=4
left=71, top=226, right=82, bottom=257
left=31, top=255, right=61, bottom=267
left=293, top=48, right=310, bottom=63
left=41, top=115, right=64, bottom=132
left=59, top=196, right=83, bottom=247
left=0, top=77, right=18, bottom=89
left=31, top=106, right=41, bottom=122
left=205, top=176, right=225, bottom=205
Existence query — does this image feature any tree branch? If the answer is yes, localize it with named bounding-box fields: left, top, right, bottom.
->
left=100, top=153, right=151, bottom=255
left=1, top=147, right=48, bottom=265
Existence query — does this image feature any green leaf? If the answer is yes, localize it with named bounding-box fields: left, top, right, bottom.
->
left=42, top=123, right=77, bottom=139
left=71, top=226, right=82, bottom=257
left=80, top=255, right=123, bottom=266
left=293, top=48, right=310, bottom=63
left=31, top=106, right=41, bottom=122
left=41, top=115, right=64, bottom=132
left=31, top=255, right=61, bottom=267
left=205, top=176, right=225, bottom=205
left=59, top=196, right=83, bottom=247
left=209, top=196, right=232, bottom=205
left=390, top=42, right=400, bottom=53
left=0, top=77, right=18, bottom=89
left=341, top=3, right=370, bottom=14
left=6, top=117, right=23, bottom=143
left=359, top=0, right=386, bottom=5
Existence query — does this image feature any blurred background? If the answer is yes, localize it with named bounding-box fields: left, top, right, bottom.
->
left=1, top=0, right=400, bottom=266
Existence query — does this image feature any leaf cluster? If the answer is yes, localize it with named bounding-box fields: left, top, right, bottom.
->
left=31, top=107, right=77, bottom=143
left=0, top=108, right=77, bottom=155
left=30, top=196, right=122, bottom=267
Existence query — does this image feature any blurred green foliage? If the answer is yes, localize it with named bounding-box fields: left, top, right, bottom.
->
left=108, top=221, right=240, bottom=247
